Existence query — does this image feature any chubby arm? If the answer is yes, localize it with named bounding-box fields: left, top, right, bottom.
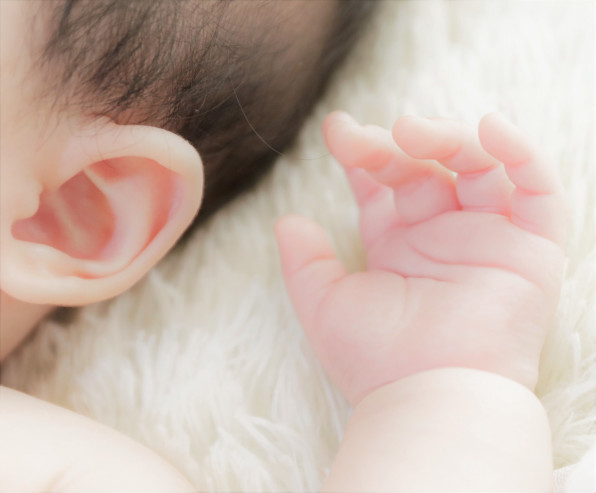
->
left=0, top=386, right=194, bottom=493
left=321, top=368, right=553, bottom=492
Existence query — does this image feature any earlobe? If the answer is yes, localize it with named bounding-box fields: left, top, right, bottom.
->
left=1, top=120, right=203, bottom=305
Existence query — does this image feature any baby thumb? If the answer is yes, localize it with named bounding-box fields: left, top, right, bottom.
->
left=274, top=215, right=347, bottom=333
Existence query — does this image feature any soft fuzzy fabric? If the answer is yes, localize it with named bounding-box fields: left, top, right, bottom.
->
left=2, top=1, right=594, bottom=491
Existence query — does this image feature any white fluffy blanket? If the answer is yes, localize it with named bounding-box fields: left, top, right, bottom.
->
left=2, top=1, right=594, bottom=491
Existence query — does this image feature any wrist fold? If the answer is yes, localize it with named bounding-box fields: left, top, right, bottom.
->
left=323, top=367, right=553, bottom=492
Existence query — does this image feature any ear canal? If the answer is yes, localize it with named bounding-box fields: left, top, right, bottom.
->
left=12, top=157, right=179, bottom=266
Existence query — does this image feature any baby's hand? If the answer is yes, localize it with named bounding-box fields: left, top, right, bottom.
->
left=275, top=112, right=567, bottom=405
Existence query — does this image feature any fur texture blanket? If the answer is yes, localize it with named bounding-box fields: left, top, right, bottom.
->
left=2, top=1, right=594, bottom=491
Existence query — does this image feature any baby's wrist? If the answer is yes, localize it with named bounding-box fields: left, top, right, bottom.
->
left=348, top=359, right=540, bottom=407
left=331, top=367, right=553, bottom=492
left=356, top=366, right=540, bottom=412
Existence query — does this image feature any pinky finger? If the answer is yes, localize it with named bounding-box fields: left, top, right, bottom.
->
left=478, top=113, right=569, bottom=247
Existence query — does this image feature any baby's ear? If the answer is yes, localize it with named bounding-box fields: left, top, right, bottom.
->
left=1, top=120, right=203, bottom=305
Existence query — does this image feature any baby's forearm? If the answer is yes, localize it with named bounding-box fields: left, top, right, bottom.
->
left=321, top=368, right=553, bottom=492
left=0, top=386, right=194, bottom=493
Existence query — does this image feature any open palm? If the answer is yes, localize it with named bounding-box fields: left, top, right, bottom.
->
left=275, top=113, right=567, bottom=405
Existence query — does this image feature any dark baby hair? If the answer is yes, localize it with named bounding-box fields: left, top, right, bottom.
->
left=36, top=0, right=377, bottom=237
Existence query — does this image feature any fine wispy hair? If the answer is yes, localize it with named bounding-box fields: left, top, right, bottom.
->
left=34, top=0, right=377, bottom=230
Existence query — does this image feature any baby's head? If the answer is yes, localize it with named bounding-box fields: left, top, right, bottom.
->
left=0, top=0, right=375, bottom=358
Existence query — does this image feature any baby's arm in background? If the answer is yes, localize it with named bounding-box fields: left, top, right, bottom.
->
left=0, top=385, right=195, bottom=492
left=276, top=112, right=567, bottom=491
